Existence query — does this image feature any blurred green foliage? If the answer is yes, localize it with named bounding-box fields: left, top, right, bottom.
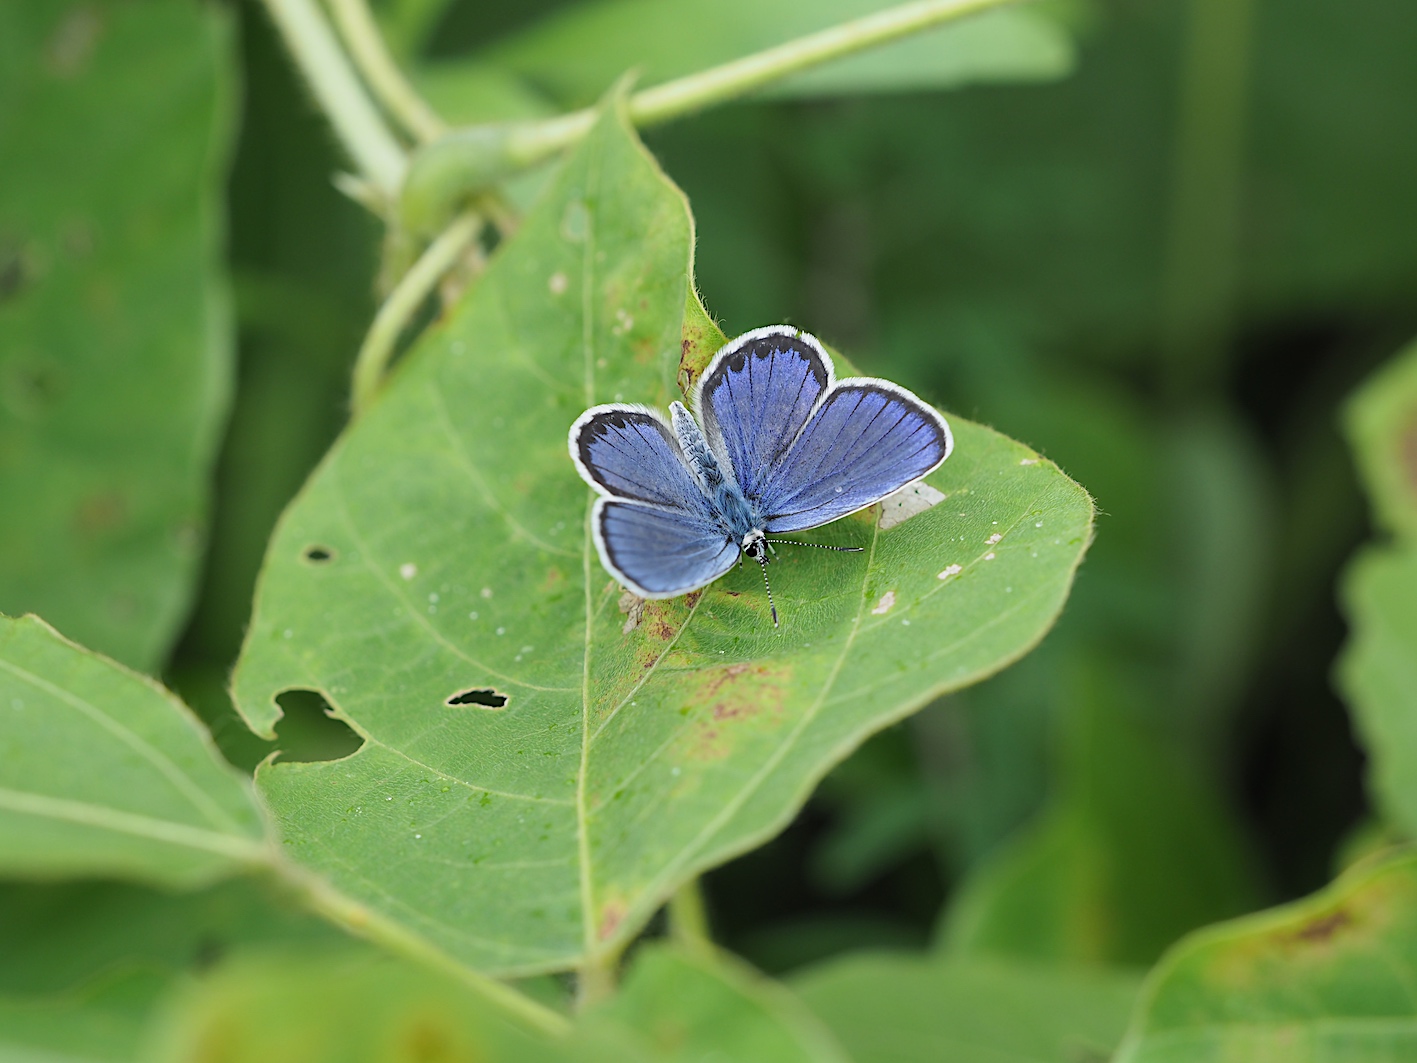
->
left=6, top=0, right=1417, bottom=1057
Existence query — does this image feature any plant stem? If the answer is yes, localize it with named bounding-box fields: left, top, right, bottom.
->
left=575, top=948, right=620, bottom=1011
left=668, top=877, right=712, bottom=954
left=325, top=0, right=447, bottom=143
left=630, top=0, right=1022, bottom=125
left=351, top=212, right=482, bottom=415
left=1160, top=0, right=1257, bottom=396
left=284, top=865, right=571, bottom=1036
left=402, top=0, right=1024, bottom=233
left=260, top=0, right=407, bottom=197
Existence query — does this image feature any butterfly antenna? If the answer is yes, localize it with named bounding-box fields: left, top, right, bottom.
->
left=755, top=553, right=779, bottom=627
left=765, top=538, right=864, bottom=553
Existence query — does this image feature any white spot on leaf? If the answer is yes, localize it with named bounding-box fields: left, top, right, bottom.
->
left=548, top=271, right=568, bottom=295
left=986, top=533, right=1002, bottom=545
left=937, top=564, right=963, bottom=580
left=399, top=563, right=417, bottom=580
left=871, top=591, right=897, bottom=615
left=878, top=481, right=946, bottom=529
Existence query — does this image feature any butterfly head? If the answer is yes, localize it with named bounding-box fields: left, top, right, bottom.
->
left=741, top=529, right=769, bottom=562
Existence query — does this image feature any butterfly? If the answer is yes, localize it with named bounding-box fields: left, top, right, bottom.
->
left=568, top=325, right=953, bottom=626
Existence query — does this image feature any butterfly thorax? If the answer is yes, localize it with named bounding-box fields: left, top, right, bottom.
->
left=670, top=401, right=763, bottom=543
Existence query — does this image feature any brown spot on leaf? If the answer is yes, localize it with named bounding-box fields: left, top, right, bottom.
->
left=541, top=566, right=565, bottom=591
left=1292, top=909, right=1353, bottom=944
left=685, top=661, right=794, bottom=757
left=598, top=900, right=625, bottom=941
left=684, top=590, right=702, bottom=609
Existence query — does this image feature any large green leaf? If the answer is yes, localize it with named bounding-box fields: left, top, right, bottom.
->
left=792, top=952, right=1140, bottom=1063
left=0, top=614, right=268, bottom=885
left=467, top=0, right=1074, bottom=107
left=590, top=944, right=848, bottom=1062
left=231, top=103, right=1093, bottom=975
left=1115, top=849, right=1417, bottom=1062
left=0, top=1, right=235, bottom=672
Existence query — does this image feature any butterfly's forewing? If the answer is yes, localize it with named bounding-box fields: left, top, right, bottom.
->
left=759, top=381, right=952, bottom=534
left=696, top=327, right=832, bottom=499
left=571, top=406, right=709, bottom=510
left=594, top=500, right=739, bottom=598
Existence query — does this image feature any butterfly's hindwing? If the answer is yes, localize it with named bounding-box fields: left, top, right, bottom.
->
left=760, top=381, right=952, bottom=534
left=594, top=499, right=739, bottom=598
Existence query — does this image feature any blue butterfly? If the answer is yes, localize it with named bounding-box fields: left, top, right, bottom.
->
left=568, top=326, right=953, bottom=626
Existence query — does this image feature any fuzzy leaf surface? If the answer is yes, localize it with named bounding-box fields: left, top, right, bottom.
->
left=231, top=106, right=1094, bottom=975
left=0, top=1, right=234, bottom=671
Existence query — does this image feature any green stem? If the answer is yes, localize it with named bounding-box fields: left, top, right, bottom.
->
left=668, top=877, right=712, bottom=954
left=261, top=0, right=408, bottom=196
left=1160, top=0, right=1257, bottom=396
left=402, top=0, right=1024, bottom=233
left=575, top=948, right=620, bottom=1011
left=284, top=864, right=571, bottom=1036
left=325, top=0, right=447, bottom=143
left=350, top=211, right=482, bottom=415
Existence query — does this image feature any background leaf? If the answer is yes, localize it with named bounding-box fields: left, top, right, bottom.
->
left=589, top=944, right=848, bottom=1062
left=427, top=0, right=1075, bottom=113
left=792, top=952, right=1139, bottom=1063
left=1338, top=548, right=1417, bottom=843
left=0, top=876, right=342, bottom=1063
left=1343, top=338, right=1417, bottom=541
left=938, top=665, right=1261, bottom=966
left=144, top=949, right=581, bottom=1063
left=230, top=104, right=1093, bottom=975
left=0, top=614, right=267, bottom=885
left=0, top=0, right=235, bottom=672
left=1115, top=849, right=1417, bottom=1062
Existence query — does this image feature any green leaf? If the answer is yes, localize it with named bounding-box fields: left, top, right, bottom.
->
left=231, top=104, right=1093, bottom=975
left=1344, top=338, right=1417, bottom=541
left=589, top=944, right=848, bottom=1062
left=1337, top=546, right=1417, bottom=839
left=792, top=953, right=1140, bottom=1063
left=470, top=0, right=1075, bottom=108
left=0, top=614, right=268, bottom=885
left=939, top=668, right=1261, bottom=966
left=145, top=948, right=580, bottom=1063
left=0, top=1, right=236, bottom=672
left=1115, top=849, right=1417, bottom=1062
left=0, top=876, right=344, bottom=1063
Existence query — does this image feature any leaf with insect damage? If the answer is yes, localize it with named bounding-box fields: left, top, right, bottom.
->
left=230, top=102, right=1094, bottom=975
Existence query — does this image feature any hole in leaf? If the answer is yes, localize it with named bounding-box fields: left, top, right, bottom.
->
left=446, top=687, right=509, bottom=710
left=301, top=544, right=335, bottom=563
left=273, top=689, right=363, bottom=763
